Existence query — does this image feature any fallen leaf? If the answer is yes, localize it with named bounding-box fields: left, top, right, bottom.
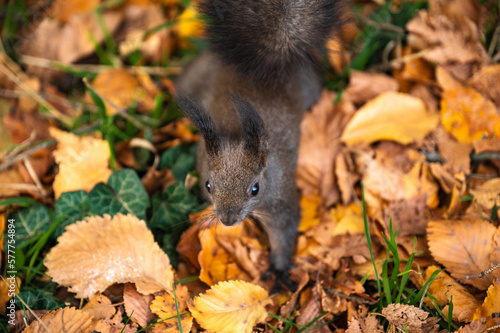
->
left=45, top=214, right=174, bottom=299
left=86, top=69, right=157, bottom=114
left=427, top=219, right=496, bottom=290
left=469, top=178, right=500, bottom=210
left=297, top=90, right=354, bottom=206
left=123, top=284, right=154, bottom=328
left=341, top=92, right=439, bottom=145
left=473, top=138, right=500, bottom=154
left=441, top=87, right=500, bottom=143
left=382, top=303, right=438, bottom=333
left=52, top=0, right=100, bottom=23
left=189, top=280, right=272, bottom=333
left=23, top=307, right=112, bottom=333
left=346, top=306, right=383, bottom=333
left=422, top=266, right=480, bottom=322
left=175, top=6, right=204, bottom=48
left=473, top=281, right=500, bottom=325
left=82, top=294, right=116, bottom=320
left=343, top=70, right=398, bottom=105
left=298, top=195, right=323, bottom=232
left=50, top=127, right=111, bottom=199
left=469, top=64, right=500, bottom=105
left=406, top=11, right=488, bottom=66
left=436, top=66, right=464, bottom=91
left=198, top=222, right=253, bottom=286
left=457, top=318, right=488, bottom=333
left=150, top=285, right=193, bottom=333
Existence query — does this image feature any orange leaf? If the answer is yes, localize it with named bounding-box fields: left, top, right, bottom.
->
left=441, top=87, right=500, bottom=143
left=423, top=266, right=480, bottom=322
left=427, top=219, right=497, bottom=290
left=473, top=281, right=500, bottom=321
left=45, top=214, right=174, bottom=298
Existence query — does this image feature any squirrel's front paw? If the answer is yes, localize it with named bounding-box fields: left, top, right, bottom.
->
left=261, top=266, right=297, bottom=293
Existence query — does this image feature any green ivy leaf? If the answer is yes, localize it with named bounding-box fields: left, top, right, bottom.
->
left=15, top=290, right=64, bottom=310
left=53, top=191, right=92, bottom=238
left=149, top=182, right=198, bottom=231
left=89, top=169, right=150, bottom=220
left=159, top=143, right=197, bottom=181
left=7, top=205, right=50, bottom=246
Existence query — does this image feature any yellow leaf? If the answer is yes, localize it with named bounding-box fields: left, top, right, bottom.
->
left=175, top=6, right=204, bottom=48
left=330, top=202, right=364, bottom=236
left=82, top=294, right=115, bottom=320
left=341, top=92, right=438, bottom=145
left=150, top=286, right=193, bottom=333
left=473, top=281, right=500, bottom=320
left=50, top=127, right=111, bottom=199
left=298, top=195, right=322, bottom=232
left=45, top=214, right=174, bottom=299
left=423, top=266, right=480, bottom=322
left=441, top=87, right=500, bottom=143
left=427, top=219, right=496, bottom=290
left=198, top=223, right=248, bottom=286
left=189, top=280, right=272, bottom=333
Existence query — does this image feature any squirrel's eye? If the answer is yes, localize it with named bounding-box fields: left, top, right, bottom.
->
left=205, top=181, right=211, bottom=193
left=251, top=183, right=259, bottom=196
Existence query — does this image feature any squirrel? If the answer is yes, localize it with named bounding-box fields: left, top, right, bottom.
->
left=175, top=0, right=344, bottom=286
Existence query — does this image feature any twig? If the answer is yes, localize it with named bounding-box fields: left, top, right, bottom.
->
left=23, top=158, right=48, bottom=197
left=465, top=262, right=500, bottom=280
left=488, top=24, right=500, bottom=60
left=324, top=288, right=376, bottom=305
left=0, top=46, right=73, bottom=125
left=20, top=55, right=183, bottom=76
left=422, top=150, right=500, bottom=163
left=419, top=276, right=443, bottom=309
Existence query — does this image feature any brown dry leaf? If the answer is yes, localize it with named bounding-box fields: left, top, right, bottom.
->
left=150, top=285, right=193, bottom=333
left=297, top=90, right=354, bottom=207
left=346, top=306, right=383, bottom=333
left=457, top=318, right=488, bottom=333
left=20, top=10, right=123, bottom=68
left=123, top=283, right=154, bottom=328
left=82, top=294, right=116, bottom=320
left=341, top=92, right=439, bottom=145
left=469, top=64, right=500, bottom=106
left=473, top=138, right=500, bottom=154
left=382, top=303, right=437, bottom=333
left=45, top=214, right=174, bottom=299
left=296, top=286, right=329, bottom=331
left=23, top=307, right=112, bottom=333
left=422, top=266, right=480, bottom=322
left=279, top=267, right=310, bottom=317
left=473, top=281, right=500, bottom=321
left=119, top=5, right=174, bottom=63
left=441, top=87, right=500, bottom=143
left=491, top=228, right=500, bottom=280
left=436, top=66, right=464, bottom=91
left=52, top=0, right=100, bottom=23
left=188, top=280, right=272, bottom=333
left=406, top=11, right=487, bottom=66
left=469, top=178, right=500, bottom=210
left=427, top=219, right=496, bottom=290
left=50, top=127, right=112, bottom=199
left=86, top=69, right=157, bottom=115
left=343, top=70, right=399, bottom=105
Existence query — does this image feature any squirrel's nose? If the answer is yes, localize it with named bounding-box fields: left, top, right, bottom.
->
left=217, top=208, right=241, bottom=226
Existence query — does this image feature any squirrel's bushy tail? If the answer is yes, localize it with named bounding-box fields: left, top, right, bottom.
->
left=198, top=0, right=345, bottom=85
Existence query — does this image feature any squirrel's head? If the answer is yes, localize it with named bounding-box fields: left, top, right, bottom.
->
left=177, top=94, right=269, bottom=226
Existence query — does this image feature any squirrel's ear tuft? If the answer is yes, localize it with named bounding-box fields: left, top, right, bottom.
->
left=232, top=98, right=269, bottom=159
left=176, top=92, right=220, bottom=155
